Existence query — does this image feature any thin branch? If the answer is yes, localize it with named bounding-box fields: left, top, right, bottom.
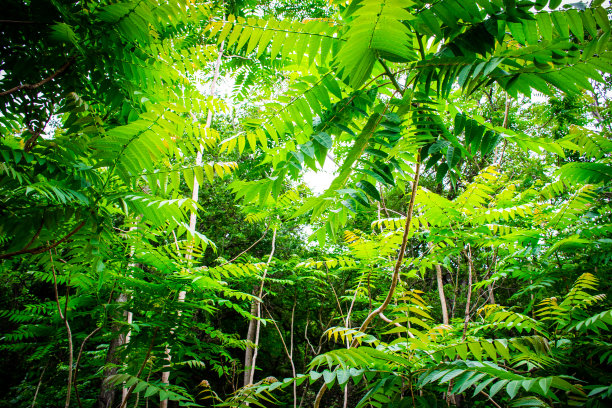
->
left=0, top=220, right=86, bottom=260
left=0, top=57, right=75, bottom=97
left=480, top=391, right=502, bottom=408
left=249, top=227, right=277, bottom=384
left=24, top=102, right=55, bottom=152
left=219, top=225, right=269, bottom=267
left=0, top=19, right=41, bottom=24
left=353, top=159, right=421, bottom=342
left=50, top=250, right=73, bottom=408
left=379, top=312, right=409, bottom=333
left=497, top=93, right=511, bottom=166
left=30, top=363, right=48, bottom=408
left=324, top=265, right=344, bottom=317
left=263, top=305, right=297, bottom=408
left=23, top=216, right=45, bottom=251
left=502, top=93, right=511, bottom=129
left=73, top=326, right=102, bottom=408
left=314, top=384, right=327, bottom=408
left=313, top=159, right=421, bottom=408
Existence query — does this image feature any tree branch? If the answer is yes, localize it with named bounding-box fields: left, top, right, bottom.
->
left=23, top=216, right=45, bottom=251
left=0, top=20, right=41, bottom=24
left=0, top=57, right=75, bottom=97
left=219, top=225, right=269, bottom=267
left=462, top=244, right=474, bottom=340
left=353, top=159, right=421, bottom=342
left=73, top=326, right=102, bottom=408
left=0, top=220, right=86, bottom=260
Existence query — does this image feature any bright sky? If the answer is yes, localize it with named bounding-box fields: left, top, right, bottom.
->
left=303, top=153, right=338, bottom=194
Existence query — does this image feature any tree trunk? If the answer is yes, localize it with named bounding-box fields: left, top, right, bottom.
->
left=487, top=284, right=496, bottom=305
left=314, top=158, right=421, bottom=408
left=159, top=42, right=224, bottom=408
left=245, top=227, right=277, bottom=386
left=462, top=245, right=474, bottom=340
left=50, top=251, right=73, bottom=408
left=243, top=289, right=258, bottom=387
left=435, top=264, right=449, bottom=325
left=30, top=363, right=48, bottom=408
left=97, top=292, right=129, bottom=408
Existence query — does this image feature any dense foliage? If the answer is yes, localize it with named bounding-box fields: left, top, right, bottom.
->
left=1, top=0, right=611, bottom=407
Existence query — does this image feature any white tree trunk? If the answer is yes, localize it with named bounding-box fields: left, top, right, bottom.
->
left=159, top=43, right=224, bottom=408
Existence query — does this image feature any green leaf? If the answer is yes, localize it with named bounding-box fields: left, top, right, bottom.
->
left=456, top=343, right=469, bottom=360
left=144, top=386, right=159, bottom=398
left=436, top=163, right=449, bottom=184
left=481, top=340, right=498, bottom=361
left=439, top=369, right=466, bottom=384
left=446, top=145, right=462, bottom=169
left=468, top=342, right=483, bottom=362
left=490, top=379, right=509, bottom=398
left=507, top=380, right=522, bottom=399
left=538, top=377, right=552, bottom=394
left=454, top=113, right=466, bottom=136
left=357, top=180, right=381, bottom=201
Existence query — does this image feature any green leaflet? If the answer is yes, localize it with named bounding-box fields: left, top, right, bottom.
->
left=335, top=0, right=416, bottom=88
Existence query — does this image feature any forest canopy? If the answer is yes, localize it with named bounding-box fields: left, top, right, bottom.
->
left=1, top=0, right=611, bottom=407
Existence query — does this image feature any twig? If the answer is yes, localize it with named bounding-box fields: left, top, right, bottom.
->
left=379, top=58, right=404, bottom=96
left=24, top=103, right=54, bottom=152
left=324, top=265, right=344, bottom=317
left=480, top=391, right=502, bottom=408
left=263, top=304, right=297, bottom=408
left=0, top=19, right=41, bottom=24
left=249, top=227, right=277, bottom=384
left=497, top=93, right=511, bottom=166
left=23, top=216, right=45, bottom=251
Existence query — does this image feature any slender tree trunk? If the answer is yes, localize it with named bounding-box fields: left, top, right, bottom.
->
left=98, top=220, right=139, bottom=408
left=30, top=363, right=48, bottom=408
left=263, top=299, right=297, bottom=408
left=354, top=159, right=421, bottom=338
left=462, top=245, right=474, bottom=340
left=119, top=328, right=158, bottom=408
left=73, top=326, right=102, bottom=408
left=497, top=93, right=511, bottom=166
left=435, top=263, right=450, bottom=325
left=159, top=42, right=224, bottom=408
left=120, top=307, right=134, bottom=406
left=243, top=290, right=258, bottom=386
left=487, top=284, right=496, bottom=305
left=450, top=258, right=460, bottom=320
left=314, top=159, right=421, bottom=408
left=246, top=227, right=277, bottom=385
left=98, top=292, right=129, bottom=408
left=50, top=251, right=73, bottom=408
